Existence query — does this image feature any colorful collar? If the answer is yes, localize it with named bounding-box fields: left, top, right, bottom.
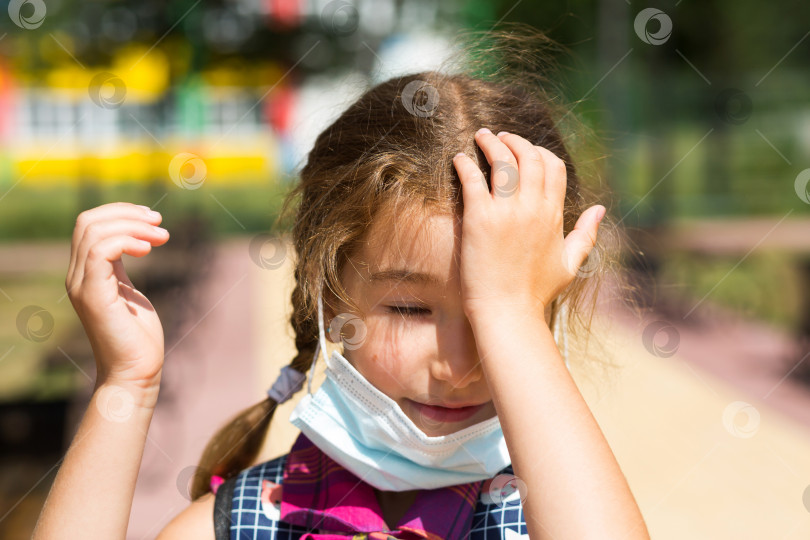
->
left=279, top=432, right=485, bottom=539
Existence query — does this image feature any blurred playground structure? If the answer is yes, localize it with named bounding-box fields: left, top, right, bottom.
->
left=0, top=47, right=288, bottom=187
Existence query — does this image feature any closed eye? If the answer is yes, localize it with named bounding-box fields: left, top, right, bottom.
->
left=386, top=306, right=430, bottom=317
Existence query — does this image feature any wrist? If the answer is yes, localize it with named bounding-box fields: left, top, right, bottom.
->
left=93, top=372, right=162, bottom=413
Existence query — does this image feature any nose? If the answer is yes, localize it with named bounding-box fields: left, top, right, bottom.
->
left=430, top=314, right=483, bottom=389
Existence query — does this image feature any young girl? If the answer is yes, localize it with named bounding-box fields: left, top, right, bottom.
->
left=33, top=27, right=650, bottom=540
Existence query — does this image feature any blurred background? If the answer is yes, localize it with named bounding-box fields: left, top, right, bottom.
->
left=1, top=0, right=810, bottom=538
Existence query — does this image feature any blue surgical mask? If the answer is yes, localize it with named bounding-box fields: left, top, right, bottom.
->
left=288, top=288, right=512, bottom=492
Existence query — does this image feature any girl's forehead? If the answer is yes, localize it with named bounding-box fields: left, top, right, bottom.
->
left=354, top=209, right=460, bottom=280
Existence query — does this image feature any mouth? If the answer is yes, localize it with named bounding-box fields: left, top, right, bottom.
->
left=405, top=399, right=488, bottom=423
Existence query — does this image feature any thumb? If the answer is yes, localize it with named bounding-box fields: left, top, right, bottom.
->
left=562, top=205, right=605, bottom=277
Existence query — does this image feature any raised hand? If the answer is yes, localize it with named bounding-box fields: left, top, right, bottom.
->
left=65, top=202, right=170, bottom=389
left=453, top=128, right=605, bottom=319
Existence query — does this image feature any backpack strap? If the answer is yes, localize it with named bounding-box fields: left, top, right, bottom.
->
left=213, top=475, right=238, bottom=540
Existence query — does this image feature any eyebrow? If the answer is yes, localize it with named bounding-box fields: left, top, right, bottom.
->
left=368, top=268, right=444, bottom=288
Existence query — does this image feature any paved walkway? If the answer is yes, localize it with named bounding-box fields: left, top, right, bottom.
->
left=127, top=235, right=810, bottom=539
left=576, top=298, right=810, bottom=540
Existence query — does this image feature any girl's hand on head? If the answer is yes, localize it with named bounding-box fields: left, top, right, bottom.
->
left=453, top=128, right=606, bottom=320
left=65, top=202, right=169, bottom=390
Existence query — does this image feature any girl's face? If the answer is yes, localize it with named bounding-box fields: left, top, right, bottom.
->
left=330, top=207, right=552, bottom=437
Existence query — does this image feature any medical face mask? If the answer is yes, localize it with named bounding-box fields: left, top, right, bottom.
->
left=287, top=288, right=571, bottom=491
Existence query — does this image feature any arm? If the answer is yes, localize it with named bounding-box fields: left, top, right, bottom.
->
left=454, top=128, right=649, bottom=539
left=468, top=304, right=649, bottom=539
left=32, top=379, right=160, bottom=539
left=33, top=390, right=217, bottom=540
left=32, top=202, right=171, bottom=539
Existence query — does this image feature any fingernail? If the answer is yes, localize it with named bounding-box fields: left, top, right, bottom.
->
left=596, top=206, right=606, bottom=222
left=454, top=152, right=465, bottom=159
left=477, top=127, right=491, bottom=135
left=497, top=131, right=508, bottom=137
left=153, top=226, right=168, bottom=235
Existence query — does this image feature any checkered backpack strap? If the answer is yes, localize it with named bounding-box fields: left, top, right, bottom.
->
left=212, top=453, right=312, bottom=539
left=213, top=475, right=238, bottom=540
left=468, top=464, right=530, bottom=539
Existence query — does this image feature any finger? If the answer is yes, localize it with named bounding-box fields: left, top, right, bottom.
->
left=82, top=235, right=156, bottom=306
left=534, top=146, right=567, bottom=210
left=73, top=218, right=168, bottom=288
left=68, top=202, right=161, bottom=285
left=562, top=205, right=605, bottom=277
left=473, top=128, right=519, bottom=199
left=495, top=132, right=545, bottom=201
left=453, top=152, right=491, bottom=216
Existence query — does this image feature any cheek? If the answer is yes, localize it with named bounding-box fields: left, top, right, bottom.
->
left=361, top=323, right=424, bottom=392
left=370, top=336, right=409, bottom=385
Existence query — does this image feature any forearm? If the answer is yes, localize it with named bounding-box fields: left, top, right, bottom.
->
left=469, top=306, right=649, bottom=540
left=32, top=377, right=160, bottom=540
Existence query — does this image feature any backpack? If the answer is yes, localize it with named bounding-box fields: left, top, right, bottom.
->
left=213, top=452, right=529, bottom=539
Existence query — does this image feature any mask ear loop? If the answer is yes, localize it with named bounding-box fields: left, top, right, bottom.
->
left=562, top=302, right=569, bottom=369
left=553, top=300, right=570, bottom=370
left=306, top=344, right=318, bottom=396
left=306, top=287, right=332, bottom=396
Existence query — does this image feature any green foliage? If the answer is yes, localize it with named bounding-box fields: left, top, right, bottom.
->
left=656, top=250, right=803, bottom=331
left=0, top=181, right=293, bottom=241
left=0, top=270, right=80, bottom=400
